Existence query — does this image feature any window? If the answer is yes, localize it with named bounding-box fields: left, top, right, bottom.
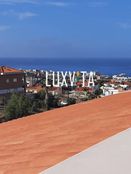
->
left=13, top=78, right=17, bottom=83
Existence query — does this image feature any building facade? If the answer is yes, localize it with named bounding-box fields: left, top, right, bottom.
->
left=0, top=66, right=26, bottom=105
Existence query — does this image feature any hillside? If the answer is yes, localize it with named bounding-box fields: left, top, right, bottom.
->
left=0, top=92, right=131, bottom=174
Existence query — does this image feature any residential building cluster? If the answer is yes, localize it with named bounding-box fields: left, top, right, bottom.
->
left=0, top=66, right=131, bottom=121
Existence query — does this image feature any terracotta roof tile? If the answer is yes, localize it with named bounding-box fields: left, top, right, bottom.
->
left=0, top=66, right=23, bottom=74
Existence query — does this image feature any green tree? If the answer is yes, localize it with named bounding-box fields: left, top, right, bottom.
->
left=94, top=89, right=103, bottom=96
left=67, top=98, right=76, bottom=105
left=5, top=93, right=31, bottom=121
left=31, top=100, right=40, bottom=113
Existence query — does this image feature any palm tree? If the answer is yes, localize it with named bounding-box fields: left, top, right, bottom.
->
left=44, top=85, right=49, bottom=110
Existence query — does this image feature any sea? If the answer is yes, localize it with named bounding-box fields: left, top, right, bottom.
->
left=0, top=58, right=131, bottom=76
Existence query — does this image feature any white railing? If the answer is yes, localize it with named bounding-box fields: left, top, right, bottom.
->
left=0, top=88, right=24, bottom=94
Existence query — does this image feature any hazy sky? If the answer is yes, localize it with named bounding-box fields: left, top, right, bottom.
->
left=0, top=0, right=131, bottom=58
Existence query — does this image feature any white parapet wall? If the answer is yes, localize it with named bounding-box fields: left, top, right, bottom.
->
left=40, top=128, right=131, bottom=174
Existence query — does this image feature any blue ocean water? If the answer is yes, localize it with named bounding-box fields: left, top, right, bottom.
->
left=0, top=58, right=131, bottom=76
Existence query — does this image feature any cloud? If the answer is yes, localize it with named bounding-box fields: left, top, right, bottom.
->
left=45, top=2, right=70, bottom=7
left=0, top=25, right=11, bottom=31
left=118, top=22, right=131, bottom=29
left=0, top=0, right=38, bottom=5
left=0, top=0, right=72, bottom=7
left=1, top=10, right=38, bottom=20
left=17, top=12, right=38, bottom=20
left=88, top=2, right=108, bottom=8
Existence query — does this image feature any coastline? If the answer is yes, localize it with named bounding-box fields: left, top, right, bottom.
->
left=0, top=58, right=131, bottom=76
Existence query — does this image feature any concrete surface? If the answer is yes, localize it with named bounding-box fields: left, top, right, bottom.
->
left=40, top=128, right=131, bottom=174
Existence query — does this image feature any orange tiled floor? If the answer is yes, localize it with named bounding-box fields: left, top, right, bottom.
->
left=0, top=92, right=131, bottom=174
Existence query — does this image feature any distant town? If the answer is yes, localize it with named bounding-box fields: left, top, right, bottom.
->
left=0, top=65, right=131, bottom=123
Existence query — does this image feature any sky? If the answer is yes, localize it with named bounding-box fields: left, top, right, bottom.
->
left=0, top=0, right=131, bottom=58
